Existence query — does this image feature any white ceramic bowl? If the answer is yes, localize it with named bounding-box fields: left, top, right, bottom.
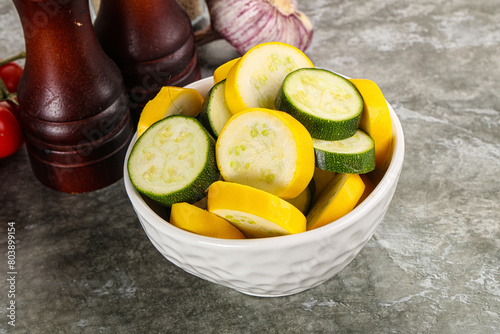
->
left=124, top=76, right=405, bottom=297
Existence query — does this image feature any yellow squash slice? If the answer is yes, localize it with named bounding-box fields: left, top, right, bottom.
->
left=170, top=202, right=246, bottom=239
left=213, top=57, right=240, bottom=84
left=225, top=42, right=314, bottom=114
left=207, top=181, right=306, bottom=238
left=349, top=79, right=393, bottom=169
left=306, top=173, right=365, bottom=230
left=215, top=108, right=315, bottom=199
left=137, top=86, right=204, bottom=137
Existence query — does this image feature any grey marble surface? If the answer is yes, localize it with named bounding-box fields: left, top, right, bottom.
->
left=1, top=0, right=499, bottom=333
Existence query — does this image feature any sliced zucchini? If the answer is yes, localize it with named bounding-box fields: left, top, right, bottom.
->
left=137, top=86, right=204, bottom=138
left=313, top=129, right=375, bottom=174
left=169, top=202, right=246, bottom=239
left=197, top=80, right=233, bottom=138
left=306, top=173, right=365, bottom=230
left=225, top=42, right=314, bottom=114
left=128, top=115, right=220, bottom=207
left=207, top=181, right=306, bottom=238
left=215, top=108, right=315, bottom=199
left=275, top=68, right=363, bottom=141
left=213, top=57, right=240, bottom=84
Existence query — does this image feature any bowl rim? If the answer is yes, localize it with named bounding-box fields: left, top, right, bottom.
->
left=123, top=75, right=405, bottom=249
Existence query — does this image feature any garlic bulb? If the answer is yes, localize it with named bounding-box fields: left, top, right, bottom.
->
left=204, top=0, right=313, bottom=55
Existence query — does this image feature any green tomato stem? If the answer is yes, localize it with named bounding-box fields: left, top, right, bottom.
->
left=0, top=51, right=26, bottom=67
left=0, top=78, right=18, bottom=105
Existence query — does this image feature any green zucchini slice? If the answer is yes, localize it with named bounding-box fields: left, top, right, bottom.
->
left=275, top=68, right=363, bottom=140
left=313, top=129, right=375, bottom=174
left=128, top=115, right=220, bottom=207
left=197, top=80, right=233, bottom=138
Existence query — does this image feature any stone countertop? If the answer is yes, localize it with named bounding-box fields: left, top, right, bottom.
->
left=1, top=0, right=499, bottom=333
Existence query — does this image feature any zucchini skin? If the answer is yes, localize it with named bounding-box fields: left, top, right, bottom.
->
left=314, top=146, right=375, bottom=174
left=197, top=84, right=218, bottom=138
left=197, top=80, right=232, bottom=138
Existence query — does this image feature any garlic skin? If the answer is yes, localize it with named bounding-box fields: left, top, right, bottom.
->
left=206, top=0, right=313, bottom=55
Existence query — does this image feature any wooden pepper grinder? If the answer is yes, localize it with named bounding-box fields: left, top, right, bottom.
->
left=13, top=0, right=134, bottom=193
left=93, top=0, right=201, bottom=125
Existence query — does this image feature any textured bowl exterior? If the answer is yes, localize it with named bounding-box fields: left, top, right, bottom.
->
left=124, top=76, right=405, bottom=297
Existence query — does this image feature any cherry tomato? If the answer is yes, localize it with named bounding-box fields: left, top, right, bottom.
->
left=0, top=103, right=24, bottom=158
left=0, top=99, right=20, bottom=123
left=0, top=62, right=23, bottom=93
